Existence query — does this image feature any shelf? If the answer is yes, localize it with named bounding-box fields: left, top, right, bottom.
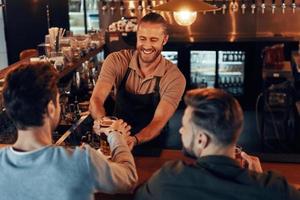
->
left=69, top=12, right=84, bottom=16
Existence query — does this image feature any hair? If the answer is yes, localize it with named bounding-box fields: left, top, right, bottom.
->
left=184, top=88, right=244, bottom=146
left=138, top=12, right=169, bottom=35
left=3, top=62, right=59, bottom=130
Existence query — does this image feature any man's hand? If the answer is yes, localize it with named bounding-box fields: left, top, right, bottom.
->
left=111, top=119, right=131, bottom=136
left=126, top=136, right=137, bottom=150
left=93, top=118, right=131, bottom=136
left=241, top=152, right=263, bottom=173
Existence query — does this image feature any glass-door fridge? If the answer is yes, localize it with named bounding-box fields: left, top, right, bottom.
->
left=218, top=51, right=245, bottom=96
left=68, top=0, right=99, bottom=34
left=190, top=50, right=246, bottom=96
left=190, top=51, right=216, bottom=88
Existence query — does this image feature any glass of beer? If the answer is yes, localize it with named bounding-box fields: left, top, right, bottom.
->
left=99, top=116, right=117, bottom=156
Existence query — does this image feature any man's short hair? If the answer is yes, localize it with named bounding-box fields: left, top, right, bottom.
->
left=138, top=12, right=169, bottom=35
left=184, top=88, right=244, bottom=146
left=3, top=62, right=59, bottom=130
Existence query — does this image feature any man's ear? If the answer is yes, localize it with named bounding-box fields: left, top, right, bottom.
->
left=195, top=131, right=209, bottom=150
left=47, top=100, right=56, bottom=119
left=163, top=34, right=169, bottom=46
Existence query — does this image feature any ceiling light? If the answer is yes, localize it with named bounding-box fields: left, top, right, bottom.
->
left=152, top=0, right=220, bottom=26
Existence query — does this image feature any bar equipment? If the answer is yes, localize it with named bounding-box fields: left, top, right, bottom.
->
left=231, top=0, right=238, bottom=12
left=110, top=1, right=116, bottom=14
left=222, top=0, right=227, bottom=14
left=241, top=0, right=246, bottom=14
left=251, top=0, right=256, bottom=14
left=102, top=0, right=107, bottom=12
left=138, top=0, right=143, bottom=13
left=292, top=0, right=296, bottom=13
left=120, top=0, right=125, bottom=15
left=147, top=0, right=152, bottom=12
left=213, top=0, right=217, bottom=14
left=271, top=0, right=276, bottom=14
left=281, top=0, right=286, bottom=14
left=261, top=0, right=266, bottom=14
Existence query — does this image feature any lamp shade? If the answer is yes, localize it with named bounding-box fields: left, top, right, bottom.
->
left=152, top=0, right=220, bottom=12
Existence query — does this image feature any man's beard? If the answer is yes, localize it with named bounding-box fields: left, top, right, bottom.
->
left=182, top=134, right=197, bottom=159
left=138, top=48, right=161, bottom=63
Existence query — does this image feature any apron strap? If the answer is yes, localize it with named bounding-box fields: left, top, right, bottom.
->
left=154, top=76, right=161, bottom=93
left=119, top=67, right=131, bottom=90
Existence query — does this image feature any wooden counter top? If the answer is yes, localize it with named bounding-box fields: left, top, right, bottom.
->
left=1, top=145, right=299, bottom=199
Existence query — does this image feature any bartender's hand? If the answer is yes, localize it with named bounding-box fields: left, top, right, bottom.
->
left=126, top=136, right=138, bottom=150
left=93, top=119, right=131, bottom=136
left=241, top=152, right=263, bottom=173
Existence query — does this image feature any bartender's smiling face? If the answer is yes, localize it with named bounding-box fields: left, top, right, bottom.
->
left=136, top=22, right=169, bottom=64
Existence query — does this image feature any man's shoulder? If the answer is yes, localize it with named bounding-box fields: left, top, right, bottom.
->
left=107, top=49, right=135, bottom=62
left=157, top=160, right=190, bottom=179
left=250, top=170, right=291, bottom=189
left=162, top=60, right=185, bottom=81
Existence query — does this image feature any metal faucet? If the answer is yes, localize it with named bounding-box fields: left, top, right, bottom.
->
left=250, top=0, right=256, bottom=14
left=281, top=0, right=286, bottom=14
left=222, top=1, right=227, bottom=14
left=271, top=0, right=276, bottom=14
left=101, top=1, right=107, bottom=12
left=213, top=0, right=217, bottom=14
left=147, top=0, right=152, bottom=12
left=138, top=0, right=143, bottom=13
left=241, top=0, right=246, bottom=14
left=120, top=0, right=125, bottom=15
left=261, top=0, right=266, bottom=14
left=292, top=0, right=296, bottom=13
left=232, top=0, right=238, bottom=12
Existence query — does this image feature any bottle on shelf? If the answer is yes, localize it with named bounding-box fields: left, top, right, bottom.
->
left=198, top=78, right=208, bottom=88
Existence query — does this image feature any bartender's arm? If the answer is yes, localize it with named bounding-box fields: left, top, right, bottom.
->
left=89, top=80, right=112, bottom=120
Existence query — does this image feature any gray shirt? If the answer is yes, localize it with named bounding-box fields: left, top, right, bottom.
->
left=0, top=132, right=138, bottom=200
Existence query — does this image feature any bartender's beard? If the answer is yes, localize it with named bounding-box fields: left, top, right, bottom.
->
left=137, top=46, right=162, bottom=64
left=182, top=133, right=198, bottom=159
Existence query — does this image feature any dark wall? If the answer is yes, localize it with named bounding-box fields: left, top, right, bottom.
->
left=3, top=0, right=69, bottom=64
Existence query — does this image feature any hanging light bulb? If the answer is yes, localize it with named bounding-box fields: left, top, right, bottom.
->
left=173, top=11, right=197, bottom=26
left=152, top=0, right=220, bottom=26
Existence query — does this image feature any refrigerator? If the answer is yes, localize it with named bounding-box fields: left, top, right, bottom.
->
left=190, top=50, right=245, bottom=97
left=68, top=0, right=99, bottom=34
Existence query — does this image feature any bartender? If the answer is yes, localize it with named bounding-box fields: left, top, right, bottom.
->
left=89, top=13, right=186, bottom=150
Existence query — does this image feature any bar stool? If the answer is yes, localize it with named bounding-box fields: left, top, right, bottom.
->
left=19, top=49, right=38, bottom=60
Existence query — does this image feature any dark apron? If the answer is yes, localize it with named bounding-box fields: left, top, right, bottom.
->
left=114, top=67, right=167, bottom=153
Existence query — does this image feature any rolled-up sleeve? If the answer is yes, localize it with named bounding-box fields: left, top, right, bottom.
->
left=85, top=132, right=138, bottom=194
left=160, top=68, right=186, bottom=110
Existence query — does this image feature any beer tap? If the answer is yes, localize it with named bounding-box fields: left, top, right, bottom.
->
left=271, top=0, right=276, bottom=14
left=222, top=0, right=227, bottom=14
left=281, top=0, right=286, bottom=14
left=241, top=0, right=246, bottom=14
left=232, top=0, right=238, bottom=12
left=138, top=0, right=143, bottom=13
left=261, top=0, right=266, bottom=14
left=213, top=0, right=217, bottom=14
left=251, top=0, right=256, bottom=14
left=147, top=0, right=152, bottom=12
left=101, top=0, right=107, bottom=12
left=120, top=0, right=125, bottom=15
left=110, top=1, right=116, bottom=14
left=292, top=0, right=296, bottom=13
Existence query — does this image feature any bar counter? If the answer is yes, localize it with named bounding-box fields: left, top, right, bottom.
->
left=0, top=144, right=299, bottom=199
